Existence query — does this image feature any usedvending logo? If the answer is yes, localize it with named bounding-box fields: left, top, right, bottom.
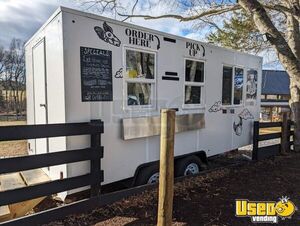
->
left=235, top=197, right=297, bottom=223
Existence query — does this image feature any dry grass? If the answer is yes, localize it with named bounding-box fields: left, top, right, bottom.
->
left=0, top=121, right=28, bottom=157
left=259, top=127, right=281, bottom=134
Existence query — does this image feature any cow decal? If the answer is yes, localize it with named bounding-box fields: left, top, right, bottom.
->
left=94, top=22, right=121, bottom=47
left=233, top=108, right=254, bottom=136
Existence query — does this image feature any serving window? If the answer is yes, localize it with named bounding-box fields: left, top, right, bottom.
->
left=124, top=48, right=156, bottom=108
left=222, top=66, right=244, bottom=106
left=184, top=59, right=205, bottom=107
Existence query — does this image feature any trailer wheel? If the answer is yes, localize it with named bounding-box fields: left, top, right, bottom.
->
left=175, top=155, right=206, bottom=177
left=134, top=165, right=159, bottom=186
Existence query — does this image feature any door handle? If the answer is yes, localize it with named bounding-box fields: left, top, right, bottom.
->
left=40, top=104, right=47, bottom=108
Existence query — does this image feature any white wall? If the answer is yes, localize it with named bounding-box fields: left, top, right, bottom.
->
left=25, top=11, right=68, bottom=199
left=27, top=7, right=262, bottom=193
left=60, top=7, right=262, bottom=187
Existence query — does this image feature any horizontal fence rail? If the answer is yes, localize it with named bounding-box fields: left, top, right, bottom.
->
left=0, top=121, right=103, bottom=141
left=1, top=179, right=158, bottom=226
left=0, top=120, right=104, bottom=225
left=0, top=172, right=103, bottom=206
left=258, top=121, right=282, bottom=128
left=258, top=132, right=281, bottom=141
left=0, top=147, right=103, bottom=174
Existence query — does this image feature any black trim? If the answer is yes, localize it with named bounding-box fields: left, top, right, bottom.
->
left=163, top=37, right=176, bottom=43
left=165, top=71, right=178, bottom=76
left=162, top=76, right=179, bottom=81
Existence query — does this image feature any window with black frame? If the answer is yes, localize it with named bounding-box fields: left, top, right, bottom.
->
left=222, top=66, right=244, bottom=106
left=222, top=66, right=233, bottom=105
left=234, top=68, right=244, bottom=105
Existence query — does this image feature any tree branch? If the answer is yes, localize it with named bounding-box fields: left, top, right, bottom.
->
left=263, top=3, right=300, bottom=22
left=118, top=4, right=241, bottom=21
left=199, top=18, right=224, bottom=32
left=285, top=1, right=300, bottom=59
left=238, top=0, right=300, bottom=87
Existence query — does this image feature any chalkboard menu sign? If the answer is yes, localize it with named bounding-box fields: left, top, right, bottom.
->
left=80, top=47, right=112, bottom=101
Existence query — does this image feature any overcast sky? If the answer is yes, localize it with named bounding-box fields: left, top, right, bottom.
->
left=0, top=0, right=70, bottom=47
left=0, top=0, right=203, bottom=47
left=0, top=0, right=282, bottom=69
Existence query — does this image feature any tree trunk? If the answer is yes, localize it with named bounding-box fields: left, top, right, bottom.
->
left=290, top=79, right=300, bottom=151
left=5, top=89, right=8, bottom=116
left=239, top=0, right=300, bottom=152
left=238, top=0, right=300, bottom=86
left=286, top=5, right=300, bottom=152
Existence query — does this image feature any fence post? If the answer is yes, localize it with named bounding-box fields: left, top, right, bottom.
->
left=252, top=121, right=259, bottom=160
left=281, top=112, right=290, bottom=154
left=157, top=109, right=175, bottom=226
left=90, top=120, right=103, bottom=197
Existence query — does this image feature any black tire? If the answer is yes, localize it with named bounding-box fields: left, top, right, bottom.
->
left=175, top=155, right=206, bottom=177
left=134, top=164, right=159, bottom=186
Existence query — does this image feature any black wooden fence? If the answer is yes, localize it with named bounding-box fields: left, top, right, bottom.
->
left=252, top=118, right=294, bottom=160
left=0, top=120, right=105, bottom=225
left=1, top=118, right=296, bottom=225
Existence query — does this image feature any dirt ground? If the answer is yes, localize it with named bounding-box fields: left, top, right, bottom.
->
left=0, top=121, right=28, bottom=157
left=45, top=152, right=300, bottom=226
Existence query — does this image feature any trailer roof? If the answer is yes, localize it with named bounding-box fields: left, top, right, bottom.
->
left=26, top=6, right=262, bottom=61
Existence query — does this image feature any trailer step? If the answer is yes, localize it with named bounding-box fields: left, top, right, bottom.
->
left=0, top=169, right=50, bottom=222
left=0, top=172, right=26, bottom=190
left=21, top=169, right=50, bottom=186
left=0, top=205, right=10, bottom=222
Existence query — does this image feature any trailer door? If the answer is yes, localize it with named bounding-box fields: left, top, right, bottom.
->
left=232, top=68, right=257, bottom=148
left=32, top=39, right=48, bottom=157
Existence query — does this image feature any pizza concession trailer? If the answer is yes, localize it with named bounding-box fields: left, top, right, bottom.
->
left=25, top=7, right=262, bottom=195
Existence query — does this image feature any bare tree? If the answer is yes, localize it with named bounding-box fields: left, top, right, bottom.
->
left=0, top=39, right=26, bottom=117
left=0, top=47, right=5, bottom=110
left=0, top=47, right=5, bottom=75
left=79, top=0, right=300, bottom=152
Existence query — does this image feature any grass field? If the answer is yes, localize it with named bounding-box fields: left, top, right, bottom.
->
left=0, top=121, right=28, bottom=157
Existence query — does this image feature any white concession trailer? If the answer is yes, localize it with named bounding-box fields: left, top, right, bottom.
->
left=26, top=7, right=262, bottom=195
